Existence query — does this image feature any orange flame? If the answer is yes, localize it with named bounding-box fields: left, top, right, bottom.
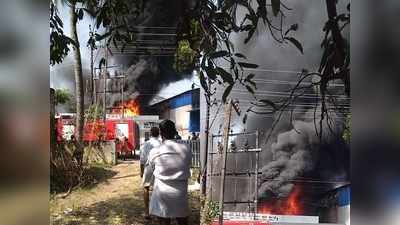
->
left=258, top=186, right=302, bottom=215
left=112, top=99, right=140, bottom=116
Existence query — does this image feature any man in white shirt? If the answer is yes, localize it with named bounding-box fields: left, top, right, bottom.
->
left=139, top=127, right=161, bottom=219
left=143, top=120, right=192, bottom=225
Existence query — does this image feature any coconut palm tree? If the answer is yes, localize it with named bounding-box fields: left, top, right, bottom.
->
left=68, top=0, right=84, bottom=148
left=53, top=0, right=138, bottom=148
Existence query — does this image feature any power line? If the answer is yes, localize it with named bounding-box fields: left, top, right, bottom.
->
left=129, top=25, right=177, bottom=29
left=132, top=33, right=177, bottom=36
left=221, top=67, right=302, bottom=74
left=229, top=90, right=351, bottom=100
left=251, top=79, right=345, bottom=87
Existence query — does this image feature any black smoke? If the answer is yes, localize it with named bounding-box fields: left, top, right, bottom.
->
left=107, top=0, right=197, bottom=111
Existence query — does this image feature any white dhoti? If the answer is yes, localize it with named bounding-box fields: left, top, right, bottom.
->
left=143, top=140, right=192, bottom=218
left=150, top=179, right=189, bottom=218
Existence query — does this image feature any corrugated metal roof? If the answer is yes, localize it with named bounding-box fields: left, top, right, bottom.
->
left=150, top=88, right=200, bottom=106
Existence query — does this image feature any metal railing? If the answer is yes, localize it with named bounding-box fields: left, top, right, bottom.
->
left=176, top=139, right=201, bottom=168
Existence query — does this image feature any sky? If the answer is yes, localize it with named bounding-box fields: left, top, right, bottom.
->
left=49, top=2, right=198, bottom=101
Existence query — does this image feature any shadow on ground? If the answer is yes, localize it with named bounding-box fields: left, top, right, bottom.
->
left=51, top=190, right=200, bottom=225
left=81, top=166, right=118, bottom=190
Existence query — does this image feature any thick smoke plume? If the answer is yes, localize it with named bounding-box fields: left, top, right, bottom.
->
left=205, top=1, right=349, bottom=210
left=108, top=57, right=192, bottom=110
left=258, top=120, right=319, bottom=199
left=256, top=105, right=344, bottom=200
left=106, top=0, right=197, bottom=109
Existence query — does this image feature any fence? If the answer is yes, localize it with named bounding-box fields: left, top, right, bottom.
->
left=207, top=131, right=261, bottom=217
left=176, top=139, right=201, bottom=168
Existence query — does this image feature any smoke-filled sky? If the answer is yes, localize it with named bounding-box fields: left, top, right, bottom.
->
left=202, top=0, right=350, bottom=210
left=49, top=1, right=199, bottom=104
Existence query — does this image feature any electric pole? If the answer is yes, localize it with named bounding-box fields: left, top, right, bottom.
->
left=218, top=99, right=233, bottom=225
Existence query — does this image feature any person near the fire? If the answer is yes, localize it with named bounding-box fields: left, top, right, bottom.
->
left=120, top=136, right=132, bottom=160
left=140, top=127, right=161, bottom=219
left=119, top=136, right=126, bottom=161
left=115, top=138, right=121, bottom=158
left=124, top=136, right=134, bottom=157
left=191, top=132, right=198, bottom=140
left=142, top=120, right=192, bottom=225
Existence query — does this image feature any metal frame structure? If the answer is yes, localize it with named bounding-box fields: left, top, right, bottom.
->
left=207, top=129, right=262, bottom=221
left=93, top=65, right=127, bottom=120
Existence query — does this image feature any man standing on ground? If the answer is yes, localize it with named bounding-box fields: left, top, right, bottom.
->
left=140, top=127, right=161, bottom=219
left=143, top=120, right=192, bottom=225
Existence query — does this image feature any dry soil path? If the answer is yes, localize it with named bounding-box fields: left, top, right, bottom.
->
left=50, top=160, right=200, bottom=225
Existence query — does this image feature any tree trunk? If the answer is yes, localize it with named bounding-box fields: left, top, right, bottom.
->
left=69, top=3, right=84, bottom=147
left=325, top=0, right=345, bottom=61
left=50, top=88, right=56, bottom=154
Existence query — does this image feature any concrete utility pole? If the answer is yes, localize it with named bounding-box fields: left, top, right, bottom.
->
left=218, top=99, right=233, bottom=225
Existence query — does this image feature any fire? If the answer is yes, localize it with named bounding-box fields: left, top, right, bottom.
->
left=258, top=186, right=302, bottom=215
left=112, top=99, right=140, bottom=116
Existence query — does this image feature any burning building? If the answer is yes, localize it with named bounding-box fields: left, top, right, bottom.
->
left=150, top=88, right=200, bottom=139
left=199, top=1, right=350, bottom=223
left=202, top=96, right=350, bottom=224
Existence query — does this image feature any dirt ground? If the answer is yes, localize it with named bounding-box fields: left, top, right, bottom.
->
left=50, top=160, right=200, bottom=225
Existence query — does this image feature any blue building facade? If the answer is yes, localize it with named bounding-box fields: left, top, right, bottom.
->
left=151, top=88, right=200, bottom=138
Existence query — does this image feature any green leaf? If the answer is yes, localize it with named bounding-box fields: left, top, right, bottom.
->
left=54, top=14, right=63, bottom=27
left=244, top=28, right=256, bottom=44
left=99, top=58, right=106, bottom=69
left=199, top=71, right=209, bottom=93
left=234, top=53, right=247, bottom=59
left=241, top=24, right=253, bottom=31
left=245, top=73, right=255, bottom=81
left=285, top=37, right=304, bottom=54
left=216, top=67, right=234, bottom=84
left=201, top=56, right=207, bottom=68
left=248, top=80, right=257, bottom=89
left=284, top=23, right=298, bottom=36
left=222, top=84, right=234, bottom=103
left=205, top=66, right=217, bottom=80
left=259, top=99, right=277, bottom=110
left=245, top=85, right=255, bottom=94
left=271, top=0, right=280, bottom=16
left=224, top=39, right=234, bottom=53
left=209, top=50, right=229, bottom=59
left=242, top=114, right=248, bottom=124
left=83, top=8, right=96, bottom=17
left=238, top=62, right=259, bottom=68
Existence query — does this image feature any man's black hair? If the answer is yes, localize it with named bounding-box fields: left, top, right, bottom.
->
left=159, top=119, right=177, bottom=140
left=150, top=127, right=160, bottom=138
